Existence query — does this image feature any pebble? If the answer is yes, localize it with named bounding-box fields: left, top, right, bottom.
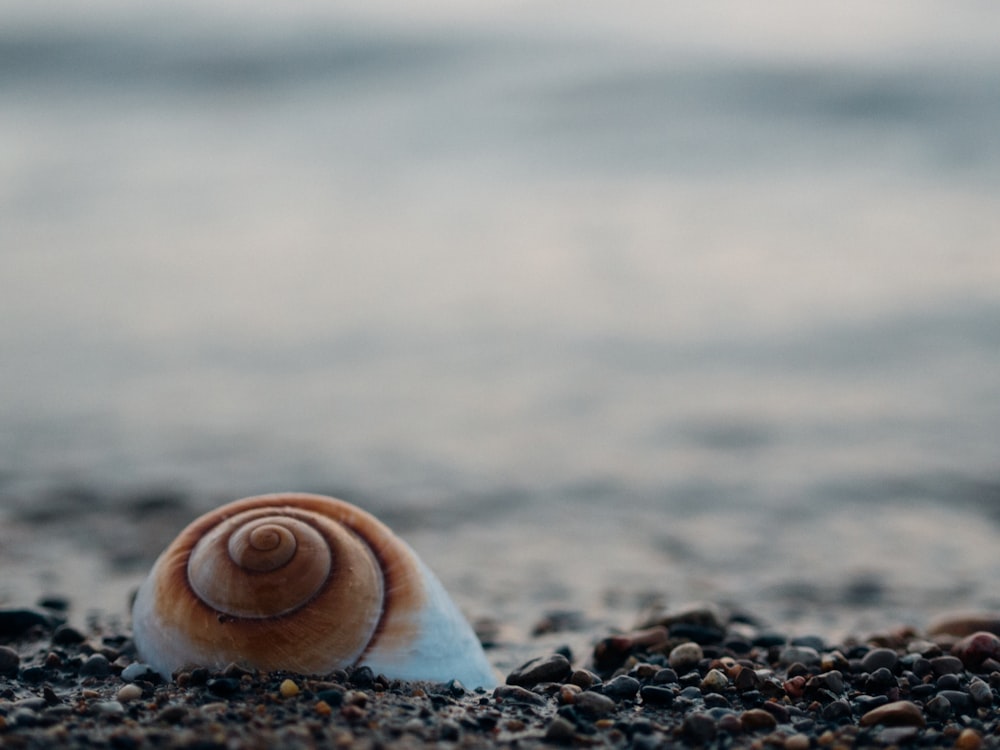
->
left=0, top=609, right=55, bottom=637
left=544, top=716, right=577, bottom=743
left=681, top=712, right=717, bottom=743
left=699, top=668, right=729, bottom=693
left=953, top=631, right=1000, bottom=669
left=930, top=655, right=964, bottom=675
left=601, top=674, right=640, bottom=700
left=120, top=662, right=158, bottom=683
left=574, top=691, right=616, bottom=717
left=505, top=654, right=571, bottom=687
left=740, top=708, right=777, bottom=731
left=956, top=728, right=984, bottom=750
left=860, top=647, right=898, bottom=672
left=859, top=700, right=925, bottom=727
left=0, top=645, right=20, bottom=676
left=639, top=685, right=675, bottom=706
left=279, top=678, right=300, bottom=698
left=779, top=645, right=820, bottom=666
left=493, top=685, right=547, bottom=706
left=51, top=624, right=87, bottom=645
left=79, top=653, right=111, bottom=678
left=668, top=642, right=703, bottom=672
left=928, top=612, right=1000, bottom=638
left=116, top=684, right=143, bottom=703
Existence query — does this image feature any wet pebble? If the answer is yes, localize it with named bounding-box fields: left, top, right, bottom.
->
left=859, top=700, right=925, bottom=727
left=930, top=655, right=964, bottom=675
left=51, top=625, right=86, bottom=646
left=740, top=708, right=777, bottom=731
left=506, top=654, right=571, bottom=687
left=601, top=675, right=640, bottom=700
left=681, top=712, right=717, bottom=743
left=639, top=685, right=675, bottom=706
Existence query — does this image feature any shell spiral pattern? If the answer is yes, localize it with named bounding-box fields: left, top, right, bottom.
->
left=131, top=493, right=497, bottom=688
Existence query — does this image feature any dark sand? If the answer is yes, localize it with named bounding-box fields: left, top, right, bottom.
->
left=3, top=603, right=1000, bottom=749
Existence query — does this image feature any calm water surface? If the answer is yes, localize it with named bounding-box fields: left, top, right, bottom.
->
left=2, top=1, right=1000, bottom=661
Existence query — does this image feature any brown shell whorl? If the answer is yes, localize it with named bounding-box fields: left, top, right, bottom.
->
left=187, top=510, right=333, bottom=618
left=142, top=494, right=427, bottom=673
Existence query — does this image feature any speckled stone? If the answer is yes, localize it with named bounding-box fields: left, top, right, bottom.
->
left=668, top=642, right=703, bottom=672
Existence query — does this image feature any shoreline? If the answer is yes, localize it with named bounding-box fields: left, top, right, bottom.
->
left=3, top=602, right=1000, bottom=748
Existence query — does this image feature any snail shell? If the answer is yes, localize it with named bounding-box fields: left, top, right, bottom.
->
left=131, top=493, right=496, bottom=687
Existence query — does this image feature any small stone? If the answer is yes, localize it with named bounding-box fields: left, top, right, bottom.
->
left=94, top=701, right=125, bottom=716
left=925, top=694, right=952, bottom=719
left=956, top=728, right=984, bottom=750
left=348, top=666, right=374, bottom=688
left=569, top=669, right=600, bottom=689
left=79, top=653, right=111, bottom=678
left=120, top=663, right=158, bottom=683
left=206, top=678, right=240, bottom=697
left=279, top=679, right=300, bottom=698
left=51, top=625, right=86, bottom=646
left=779, top=645, right=820, bottom=667
left=558, top=684, right=581, bottom=704
left=315, top=700, right=332, bottom=716
left=639, top=685, right=675, bottom=706
left=506, top=654, right=571, bottom=687
left=859, top=700, right=925, bottom=728
left=740, top=708, right=777, bottom=731
left=700, top=669, right=729, bottom=693
left=969, top=677, right=993, bottom=706
left=0, top=609, right=56, bottom=637
left=681, top=712, right=717, bottom=744
left=929, top=655, right=963, bottom=675
left=156, top=705, right=188, bottom=723
left=785, top=733, right=811, bottom=750
left=544, top=716, right=577, bottom=744
left=927, top=612, right=1000, bottom=638
left=877, top=726, right=920, bottom=745
left=668, top=642, right=703, bottom=672
left=861, top=647, right=898, bottom=673
left=116, top=684, right=143, bottom=703
left=953, top=631, right=1000, bottom=670
left=601, top=674, right=640, bottom=700
left=575, top=691, right=616, bottom=717
left=0, top=646, right=20, bottom=676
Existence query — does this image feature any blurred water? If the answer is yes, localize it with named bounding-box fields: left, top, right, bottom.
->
left=2, top=1, right=1000, bottom=650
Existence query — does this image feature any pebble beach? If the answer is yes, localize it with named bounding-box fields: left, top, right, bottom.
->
left=5, top=601, right=1000, bottom=748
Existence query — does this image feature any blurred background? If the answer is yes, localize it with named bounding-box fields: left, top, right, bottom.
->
left=2, top=0, right=1000, bottom=660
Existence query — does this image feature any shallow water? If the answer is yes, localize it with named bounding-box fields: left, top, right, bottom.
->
left=2, top=1, right=1000, bottom=664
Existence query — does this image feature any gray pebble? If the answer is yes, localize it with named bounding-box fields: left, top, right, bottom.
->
left=79, top=653, right=111, bottom=678
left=506, top=654, right=571, bottom=688
left=668, top=642, right=703, bottom=672
left=601, top=674, right=641, bottom=700
left=779, top=645, right=820, bottom=667
left=925, top=694, right=952, bottom=720
left=969, top=677, right=993, bottom=707
left=929, top=655, right=963, bottom=676
left=544, top=716, right=577, bottom=743
left=861, top=647, right=898, bottom=673
left=493, top=685, right=547, bottom=706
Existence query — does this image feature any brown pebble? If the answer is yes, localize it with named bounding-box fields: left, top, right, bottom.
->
left=558, top=684, right=581, bottom=704
left=956, top=728, right=983, bottom=750
left=575, top=691, right=615, bottom=717
left=315, top=700, right=332, bottom=716
left=741, top=708, right=778, bottom=731
left=927, top=612, right=1000, bottom=638
left=785, top=733, right=811, bottom=750
left=668, top=642, right=704, bottom=672
left=952, top=631, right=1000, bottom=670
left=859, top=700, right=925, bottom=728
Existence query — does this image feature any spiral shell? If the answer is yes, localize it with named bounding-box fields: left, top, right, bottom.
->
left=131, top=493, right=496, bottom=687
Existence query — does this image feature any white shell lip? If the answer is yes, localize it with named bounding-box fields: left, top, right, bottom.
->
left=131, top=492, right=499, bottom=689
